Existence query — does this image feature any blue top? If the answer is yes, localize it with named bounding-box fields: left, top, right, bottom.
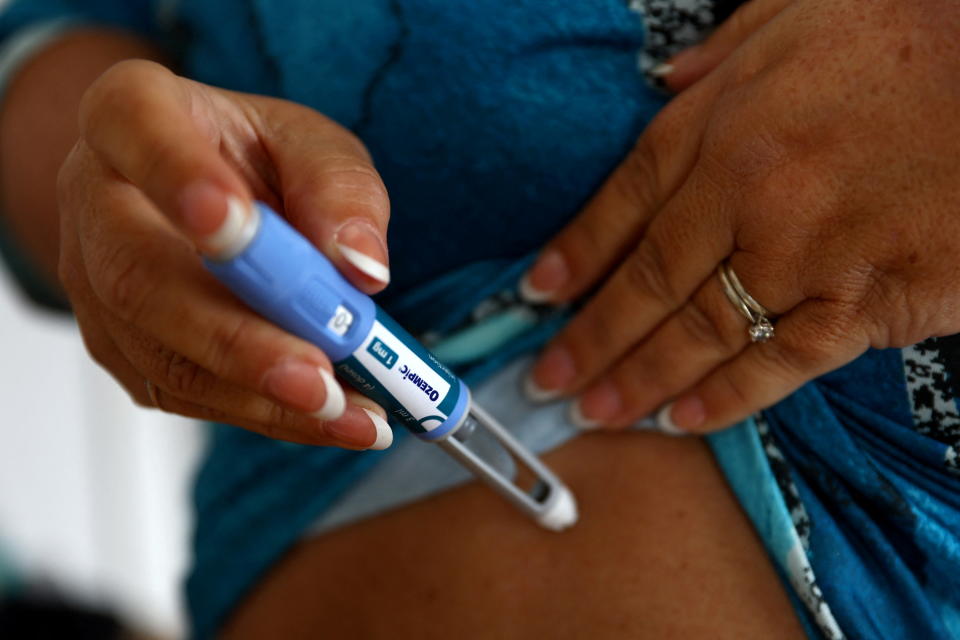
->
left=2, top=2, right=959, bottom=639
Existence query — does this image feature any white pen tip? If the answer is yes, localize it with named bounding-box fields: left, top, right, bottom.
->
left=538, top=485, right=578, bottom=531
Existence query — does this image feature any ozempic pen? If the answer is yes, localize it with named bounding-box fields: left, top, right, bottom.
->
left=203, top=201, right=578, bottom=531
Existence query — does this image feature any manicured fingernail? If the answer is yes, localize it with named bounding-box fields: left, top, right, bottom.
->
left=180, top=182, right=256, bottom=259
left=363, top=408, right=393, bottom=450
left=573, top=381, right=622, bottom=429
left=671, top=396, right=705, bottom=430
left=649, top=62, right=674, bottom=77
left=519, top=250, right=569, bottom=304
left=335, top=219, right=390, bottom=284
left=568, top=400, right=601, bottom=430
left=656, top=398, right=703, bottom=435
left=530, top=345, right=576, bottom=394
left=262, top=360, right=334, bottom=414
left=523, top=373, right=561, bottom=403
left=314, top=367, right=347, bottom=420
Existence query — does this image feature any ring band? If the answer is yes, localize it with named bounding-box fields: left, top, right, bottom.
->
left=145, top=379, right=162, bottom=410
left=718, top=261, right=777, bottom=342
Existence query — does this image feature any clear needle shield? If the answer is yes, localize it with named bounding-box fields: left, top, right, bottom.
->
left=204, top=202, right=578, bottom=531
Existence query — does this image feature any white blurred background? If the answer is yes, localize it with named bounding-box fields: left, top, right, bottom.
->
left=0, top=268, right=204, bottom=637
left=0, top=1, right=205, bottom=636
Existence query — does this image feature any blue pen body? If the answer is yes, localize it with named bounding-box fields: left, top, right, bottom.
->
left=204, top=202, right=469, bottom=441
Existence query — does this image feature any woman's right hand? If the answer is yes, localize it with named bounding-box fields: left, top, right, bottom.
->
left=56, top=59, right=394, bottom=449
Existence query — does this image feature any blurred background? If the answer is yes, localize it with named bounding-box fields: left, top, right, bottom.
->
left=0, top=264, right=205, bottom=637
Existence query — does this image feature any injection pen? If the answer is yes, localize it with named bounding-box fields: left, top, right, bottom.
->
left=203, top=201, right=578, bottom=531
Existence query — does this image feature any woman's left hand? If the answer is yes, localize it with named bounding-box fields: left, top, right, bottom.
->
left=521, top=0, right=960, bottom=433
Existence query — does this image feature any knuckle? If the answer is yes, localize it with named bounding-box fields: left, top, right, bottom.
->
left=611, top=135, right=662, bottom=210
left=316, top=160, right=387, bottom=198
left=79, top=60, right=167, bottom=138
left=202, top=315, right=252, bottom=379
left=161, top=350, right=214, bottom=398
left=676, top=294, right=733, bottom=351
left=265, top=403, right=301, bottom=431
left=718, top=365, right=753, bottom=409
left=624, top=241, right=678, bottom=306
left=95, top=243, right=154, bottom=322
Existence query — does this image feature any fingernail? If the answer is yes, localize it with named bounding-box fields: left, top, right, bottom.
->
left=362, top=408, right=393, bottom=450
left=649, top=62, right=674, bottom=77
left=574, top=381, right=622, bottom=428
left=314, top=368, right=347, bottom=420
left=335, top=219, right=390, bottom=285
left=519, top=250, right=569, bottom=304
left=656, top=398, right=703, bottom=435
left=180, top=182, right=256, bottom=259
left=530, top=345, right=576, bottom=394
left=568, top=400, right=601, bottom=430
left=262, top=360, right=333, bottom=414
left=523, top=373, right=561, bottom=403
left=672, top=396, right=706, bottom=431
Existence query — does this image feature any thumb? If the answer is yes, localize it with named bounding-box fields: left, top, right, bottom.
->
left=654, top=0, right=792, bottom=92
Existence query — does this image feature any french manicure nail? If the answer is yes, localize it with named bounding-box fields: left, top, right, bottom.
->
left=523, top=373, right=562, bottom=403
left=649, top=62, right=675, bottom=77
left=656, top=403, right=685, bottom=435
left=656, top=400, right=698, bottom=436
left=576, top=381, right=622, bottom=427
left=568, top=399, right=601, bottom=430
left=530, top=345, right=576, bottom=395
left=335, top=219, right=390, bottom=284
left=363, top=408, right=393, bottom=450
left=180, top=183, right=257, bottom=259
left=263, top=359, right=329, bottom=413
left=314, top=368, right=347, bottom=420
left=519, top=250, right=569, bottom=304
left=671, top=395, right=706, bottom=431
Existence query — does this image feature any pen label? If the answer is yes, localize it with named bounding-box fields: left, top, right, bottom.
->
left=343, top=313, right=459, bottom=433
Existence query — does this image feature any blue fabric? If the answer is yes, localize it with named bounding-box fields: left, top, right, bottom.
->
left=767, top=351, right=960, bottom=638
left=170, top=2, right=662, bottom=636
left=0, top=0, right=160, bottom=42
left=3, top=1, right=959, bottom=639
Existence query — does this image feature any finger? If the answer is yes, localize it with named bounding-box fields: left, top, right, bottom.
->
left=70, top=159, right=356, bottom=424
left=251, top=95, right=391, bottom=293
left=79, top=260, right=391, bottom=449
left=659, top=300, right=866, bottom=434
left=100, top=306, right=392, bottom=449
left=79, top=60, right=391, bottom=293
left=518, top=77, right=718, bottom=305
left=570, top=256, right=802, bottom=429
left=78, top=60, right=253, bottom=255
left=527, top=169, right=734, bottom=398
left=152, top=391, right=392, bottom=449
left=656, top=0, right=792, bottom=92
left=73, top=299, right=156, bottom=408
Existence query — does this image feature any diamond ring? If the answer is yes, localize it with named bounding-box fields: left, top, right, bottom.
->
left=717, top=261, right=778, bottom=343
